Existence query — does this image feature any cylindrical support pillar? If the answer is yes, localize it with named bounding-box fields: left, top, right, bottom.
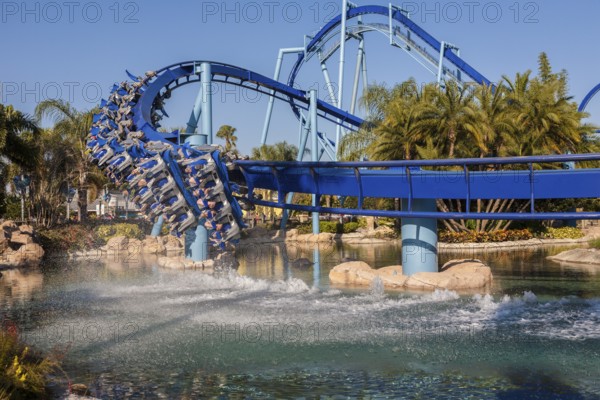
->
left=184, top=62, right=214, bottom=261
left=401, top=199, right=438, bottom=275
left=201, top=62, right=213, bottom=146
left=185, top=224, right=209, bottom=261
left=310, top=89, right=320, bottom=235
left=151, top=215, right=164, bottom=237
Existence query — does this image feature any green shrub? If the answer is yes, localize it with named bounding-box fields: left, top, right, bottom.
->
left=38, top=224, right=100, bottom=252
left=296, top=221, right=360, bottom=234
left=94, top=223, right=144, bottom=243
left=589, top=238, right=600, bottom=249
left=342, top=222, right=359, bottom=233
left=439, top=229, right=533, bottom=243
left=541, top=227, right=584, bottom=240
left=0, top=328, right=58, bottom=398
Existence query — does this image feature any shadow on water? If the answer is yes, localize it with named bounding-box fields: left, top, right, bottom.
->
left=496, top=369, right=587, bottom=400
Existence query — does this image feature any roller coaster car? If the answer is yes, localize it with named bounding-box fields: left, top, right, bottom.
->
left=92, top=147, right=115, bottom=167
left=140, top=155, right=167, bottom=177
left=148, top=202, right=164, bottom=219
left=171, top=210, right=197, bottom=233
left=150, top=175, right=176, bottom=196
left=133, top=187, right=154, bottom=204
left=107, top=153, right=133, bottom=174
left=163, top=193, right=187, bottom=214
left=145, top=141, right=173, bottom=153
left=201, top=180, right=225, bottom=199
left=202, top=197, right=231, bottom=219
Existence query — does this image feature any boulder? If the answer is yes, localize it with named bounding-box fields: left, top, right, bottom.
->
left=329, top=261, right=376, bottom=286
left=18, top=225, right=34, bottom=235
left=406, top=260, right=492, bottom=290
left=375, top=265, right=407, bottom=288
left=1, top=220, right=18, bottom=234
left=141, top=236, right=166, bottom=254
left=105, top=236, right=129, bottom=253
left=547, top=248, right=600, bottom=265
left=163, top=235, right=183, bottom=252
left=10, top=231, right=33, bottom=245
left=329, top=259, right=492, bottom=291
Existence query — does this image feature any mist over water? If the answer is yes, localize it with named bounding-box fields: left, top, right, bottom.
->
left=2, top=243, right=600, bottom=398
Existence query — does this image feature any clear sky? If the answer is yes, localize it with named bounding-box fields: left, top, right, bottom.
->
left=2, top=0, right=600, bottom=155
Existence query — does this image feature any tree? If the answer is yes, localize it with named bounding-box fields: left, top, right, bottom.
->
left=35, top=99, right=106, bottom=222
left=250, top=141, right=300, bottom=221
left=0, top=104, right=40, bottom=219
left=0, top=104, right=39, bottom=169
left=251, top=141, right=298, bottom=161
left=216, top=125, right=238, bottom=153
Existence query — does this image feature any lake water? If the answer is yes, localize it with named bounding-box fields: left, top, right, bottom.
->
left=2, top=242, right=600, bottom=398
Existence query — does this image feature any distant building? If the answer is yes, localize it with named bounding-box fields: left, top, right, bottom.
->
left=86, top=191, right=141, bottom=218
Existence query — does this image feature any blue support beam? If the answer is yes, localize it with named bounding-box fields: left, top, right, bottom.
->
left=310, top=89, right=320, bottom=235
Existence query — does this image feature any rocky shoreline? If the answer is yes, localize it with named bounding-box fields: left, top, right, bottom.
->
left=0, top=220, right=45, bottom=268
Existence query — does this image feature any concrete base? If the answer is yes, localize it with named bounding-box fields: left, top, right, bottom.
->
left=329, top=259, right=493, bottom=291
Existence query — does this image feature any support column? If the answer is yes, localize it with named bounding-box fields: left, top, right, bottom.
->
left=401, top=199, right=438, bottom=276
left=310, top=90, right=320, bottom=235
left=151, top=215, right=164, bottom=237
left=184, top=62, right=213, bottom=261
left=335, top=0, right=348, bottom=156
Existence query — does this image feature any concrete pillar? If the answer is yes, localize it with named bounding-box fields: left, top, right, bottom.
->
left=401, top=199, right=438, bottom=276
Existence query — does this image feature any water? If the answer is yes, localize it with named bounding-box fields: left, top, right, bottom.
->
left=2, top=242, right=600, bottom=398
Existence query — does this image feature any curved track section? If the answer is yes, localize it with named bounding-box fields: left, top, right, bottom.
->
left=285, top=5, right=492, bottom=123
left=579, top=82, right=600, bottom=113
left=87, top=73, right=248, bottom=249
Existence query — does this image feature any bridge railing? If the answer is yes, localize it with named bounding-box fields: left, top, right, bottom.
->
left=236, top=153, right=600, bottom=221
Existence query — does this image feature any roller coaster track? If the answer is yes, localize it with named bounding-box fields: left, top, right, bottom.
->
left=88, top=4, right=600, bottom=251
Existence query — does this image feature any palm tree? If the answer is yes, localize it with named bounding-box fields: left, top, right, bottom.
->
left=216, top=125, right=238, bottom=153
left=35, top=99, right=106, bottom=222
left=251, top=141, right=298, bottom=161
left=0, top=104, right=39, bottom=169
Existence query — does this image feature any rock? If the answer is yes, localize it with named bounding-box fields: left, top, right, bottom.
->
left=0, top=234, right=7, bottom=252
left=329, top=259, right=492, bottom=291
left=406, top=260, right=492, bottom=290
left=126, top=238, right=143, bottom=255
left=18, top=224, right=34, bottom=235
left=548, top=248, right=600, bottom=264
left=329, top=261, right=376, bottom=286
left=1, top=220, right=18, bottom=233
left=163, top=235, right=183, bottom=252
left=158, top=256, right=185, bottom=269
left=4, top=243, right=44, bottom=266
left=70, top=383, right=89, bottom=396
left=141, top=236, right=166, bottom=254
left=375, top=265, right=407, bottom=288
left=105, top=236, right=129, bottom=253
left=10, top=231, right=33, bottom=245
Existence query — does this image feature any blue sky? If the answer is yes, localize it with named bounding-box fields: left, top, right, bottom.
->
left=2, top=0, right=600, bottom=155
